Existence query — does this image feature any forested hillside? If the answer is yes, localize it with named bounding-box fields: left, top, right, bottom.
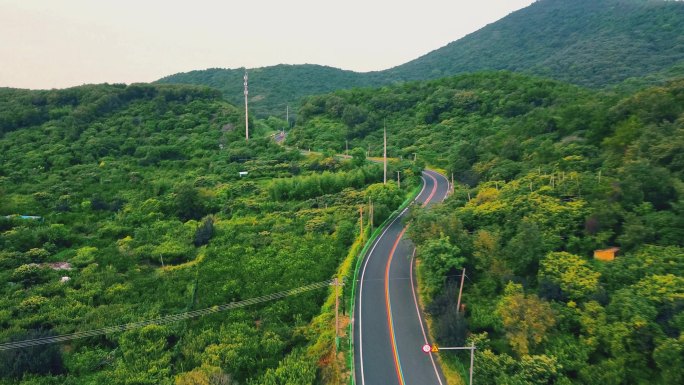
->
left=387, top=0, right=684, bottom=87
left=156, top=65, right=387, bottom=119
left=288, top=72, right=684, bottom=384
left=158, top=0, right=684, bottom=119
left=0, top=83, right=418, bottom=384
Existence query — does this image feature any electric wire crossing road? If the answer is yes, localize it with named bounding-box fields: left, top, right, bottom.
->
left=354, top=170, right=450, bottom=385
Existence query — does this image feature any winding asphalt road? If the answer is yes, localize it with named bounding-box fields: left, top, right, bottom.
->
left=354, top=169, right=450, bottom=385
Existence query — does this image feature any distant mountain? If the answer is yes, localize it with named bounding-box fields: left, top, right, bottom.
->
left=156, top=65, right=386, bottom=119
left=158, top=0, right=684, bottom=117
left=386, top=0, right=684, bottom=86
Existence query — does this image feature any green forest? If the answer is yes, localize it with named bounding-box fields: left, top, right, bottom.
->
left=156, top=65, right=387, bottom=119
left=158, top=0, right=684, bottom=119
left=387, top=0, right=684, bottom=87
left=0, top=83, right=418, bottom=384
left=288, top=72, right=684, bottom=384
left=2, top=2, right=684, bottom=382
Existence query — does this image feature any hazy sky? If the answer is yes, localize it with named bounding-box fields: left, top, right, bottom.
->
left=0, top=0, right=535, bottom=89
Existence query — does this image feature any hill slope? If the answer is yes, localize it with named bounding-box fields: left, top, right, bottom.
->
left=158, top=0, right=684, bottom=118
left=289, top=71, right=684, bottom=384
left=0, top=83, right=408, bottom=384
left=387, top=0, right=684, bottom=87
left=156, top=64, right=386, bottom=119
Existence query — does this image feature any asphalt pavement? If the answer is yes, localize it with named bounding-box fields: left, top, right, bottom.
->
left=354, top=169, right=450, bottom=385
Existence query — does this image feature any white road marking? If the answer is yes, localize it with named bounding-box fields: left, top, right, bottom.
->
left=411, top=248, right=444, bottom=385
left=358, top=176, right=428, bottom=384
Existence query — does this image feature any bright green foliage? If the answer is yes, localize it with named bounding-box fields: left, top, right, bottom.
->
left=498, top=283, right=556, bottom=357
left=475, top=348, right=517, bottom=385
left=539, top=252, right=601, bottom=300
left=253, top=349, right=317, bottom=385
left=0, top=83, right=395, bottom=384
left=175, top=365, right=232, bottom=385
left=289, top=67, right=684, bottom=383
left=472, top=229, right=504, bottom=277
left=267, top=165, right=381, bottom=201
left=514, top=354, right=562, bottom=385
left=417, top=234, right=464, bottom=297
left=113, top=325, right=173, bottom=384
left=472, top=334, right=567, bottom=385
left=72, top=246, right=98, bottom=267
left=633, top=274, right=684, bottom=303
left=653, top=336, right=684, bottom=384
left=365, top=182, right=406, bottom=225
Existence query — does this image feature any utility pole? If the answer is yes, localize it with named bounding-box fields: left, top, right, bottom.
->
left=286, top=105, right=289, bottom=129
left=451, top=173, right=455, bottom=195
left=244, top=70, right=249, bottom=142
left=359, top=206, right=363, bottom=237
left=369, top=197, right=374, bottom=229
left=456, top=268, right=466, bottom=313
left=332, top=278, right=344, bottom=354
left=469, top=342, right=475, bottom=385
left=397, top=171, right=401, bottom=188
left=383, top=123, right=387, bottom=185
left=333, top=278, right=339, bottom=340
left=346, top=139, right=349, bottom=156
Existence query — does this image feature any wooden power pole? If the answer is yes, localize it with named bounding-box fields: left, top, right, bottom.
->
left=244, top=70, right=249, bottom=142
left=359, top=206, right=364, bottom=237
left=332, top=278, right=344, bottom=354
left=334, top=277, right=339, bottom=338
left=368, top=197, right=374, bottom=229
left=457, top=268, right=466, bottom=313
left=383, top=123, right=387, bottom=185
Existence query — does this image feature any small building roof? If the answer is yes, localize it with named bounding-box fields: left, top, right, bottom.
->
left=595, top=247, right=620, bottom=253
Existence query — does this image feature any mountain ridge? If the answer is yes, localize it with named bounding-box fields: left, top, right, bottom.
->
left=157, top=0, right=684, bottom=117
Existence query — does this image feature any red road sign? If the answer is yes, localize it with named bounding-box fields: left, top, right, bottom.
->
left=422, top=344, right=431, bottom=353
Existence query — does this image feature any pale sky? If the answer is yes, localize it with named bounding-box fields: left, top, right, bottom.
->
left=0, top=0, right=535, bottom=89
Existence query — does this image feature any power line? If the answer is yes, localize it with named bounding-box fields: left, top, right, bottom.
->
left=0, top=279, right=333, bottom=351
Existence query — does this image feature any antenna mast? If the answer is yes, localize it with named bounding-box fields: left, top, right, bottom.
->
left=244, top=70, right=249, bottom=141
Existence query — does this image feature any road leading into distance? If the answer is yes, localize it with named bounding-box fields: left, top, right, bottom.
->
left=354, top=169, right=450, bottom=385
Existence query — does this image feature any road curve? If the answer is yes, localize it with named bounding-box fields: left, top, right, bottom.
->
left=354, top=169, right=450, bottom=385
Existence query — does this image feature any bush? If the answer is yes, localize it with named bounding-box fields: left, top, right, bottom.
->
left=0, top=330, right=64, bottom=379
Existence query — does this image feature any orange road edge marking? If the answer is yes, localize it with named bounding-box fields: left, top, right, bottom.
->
left=422, top=172, right=438, bottom=207
left=385, top=226, right=408, bottom=385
